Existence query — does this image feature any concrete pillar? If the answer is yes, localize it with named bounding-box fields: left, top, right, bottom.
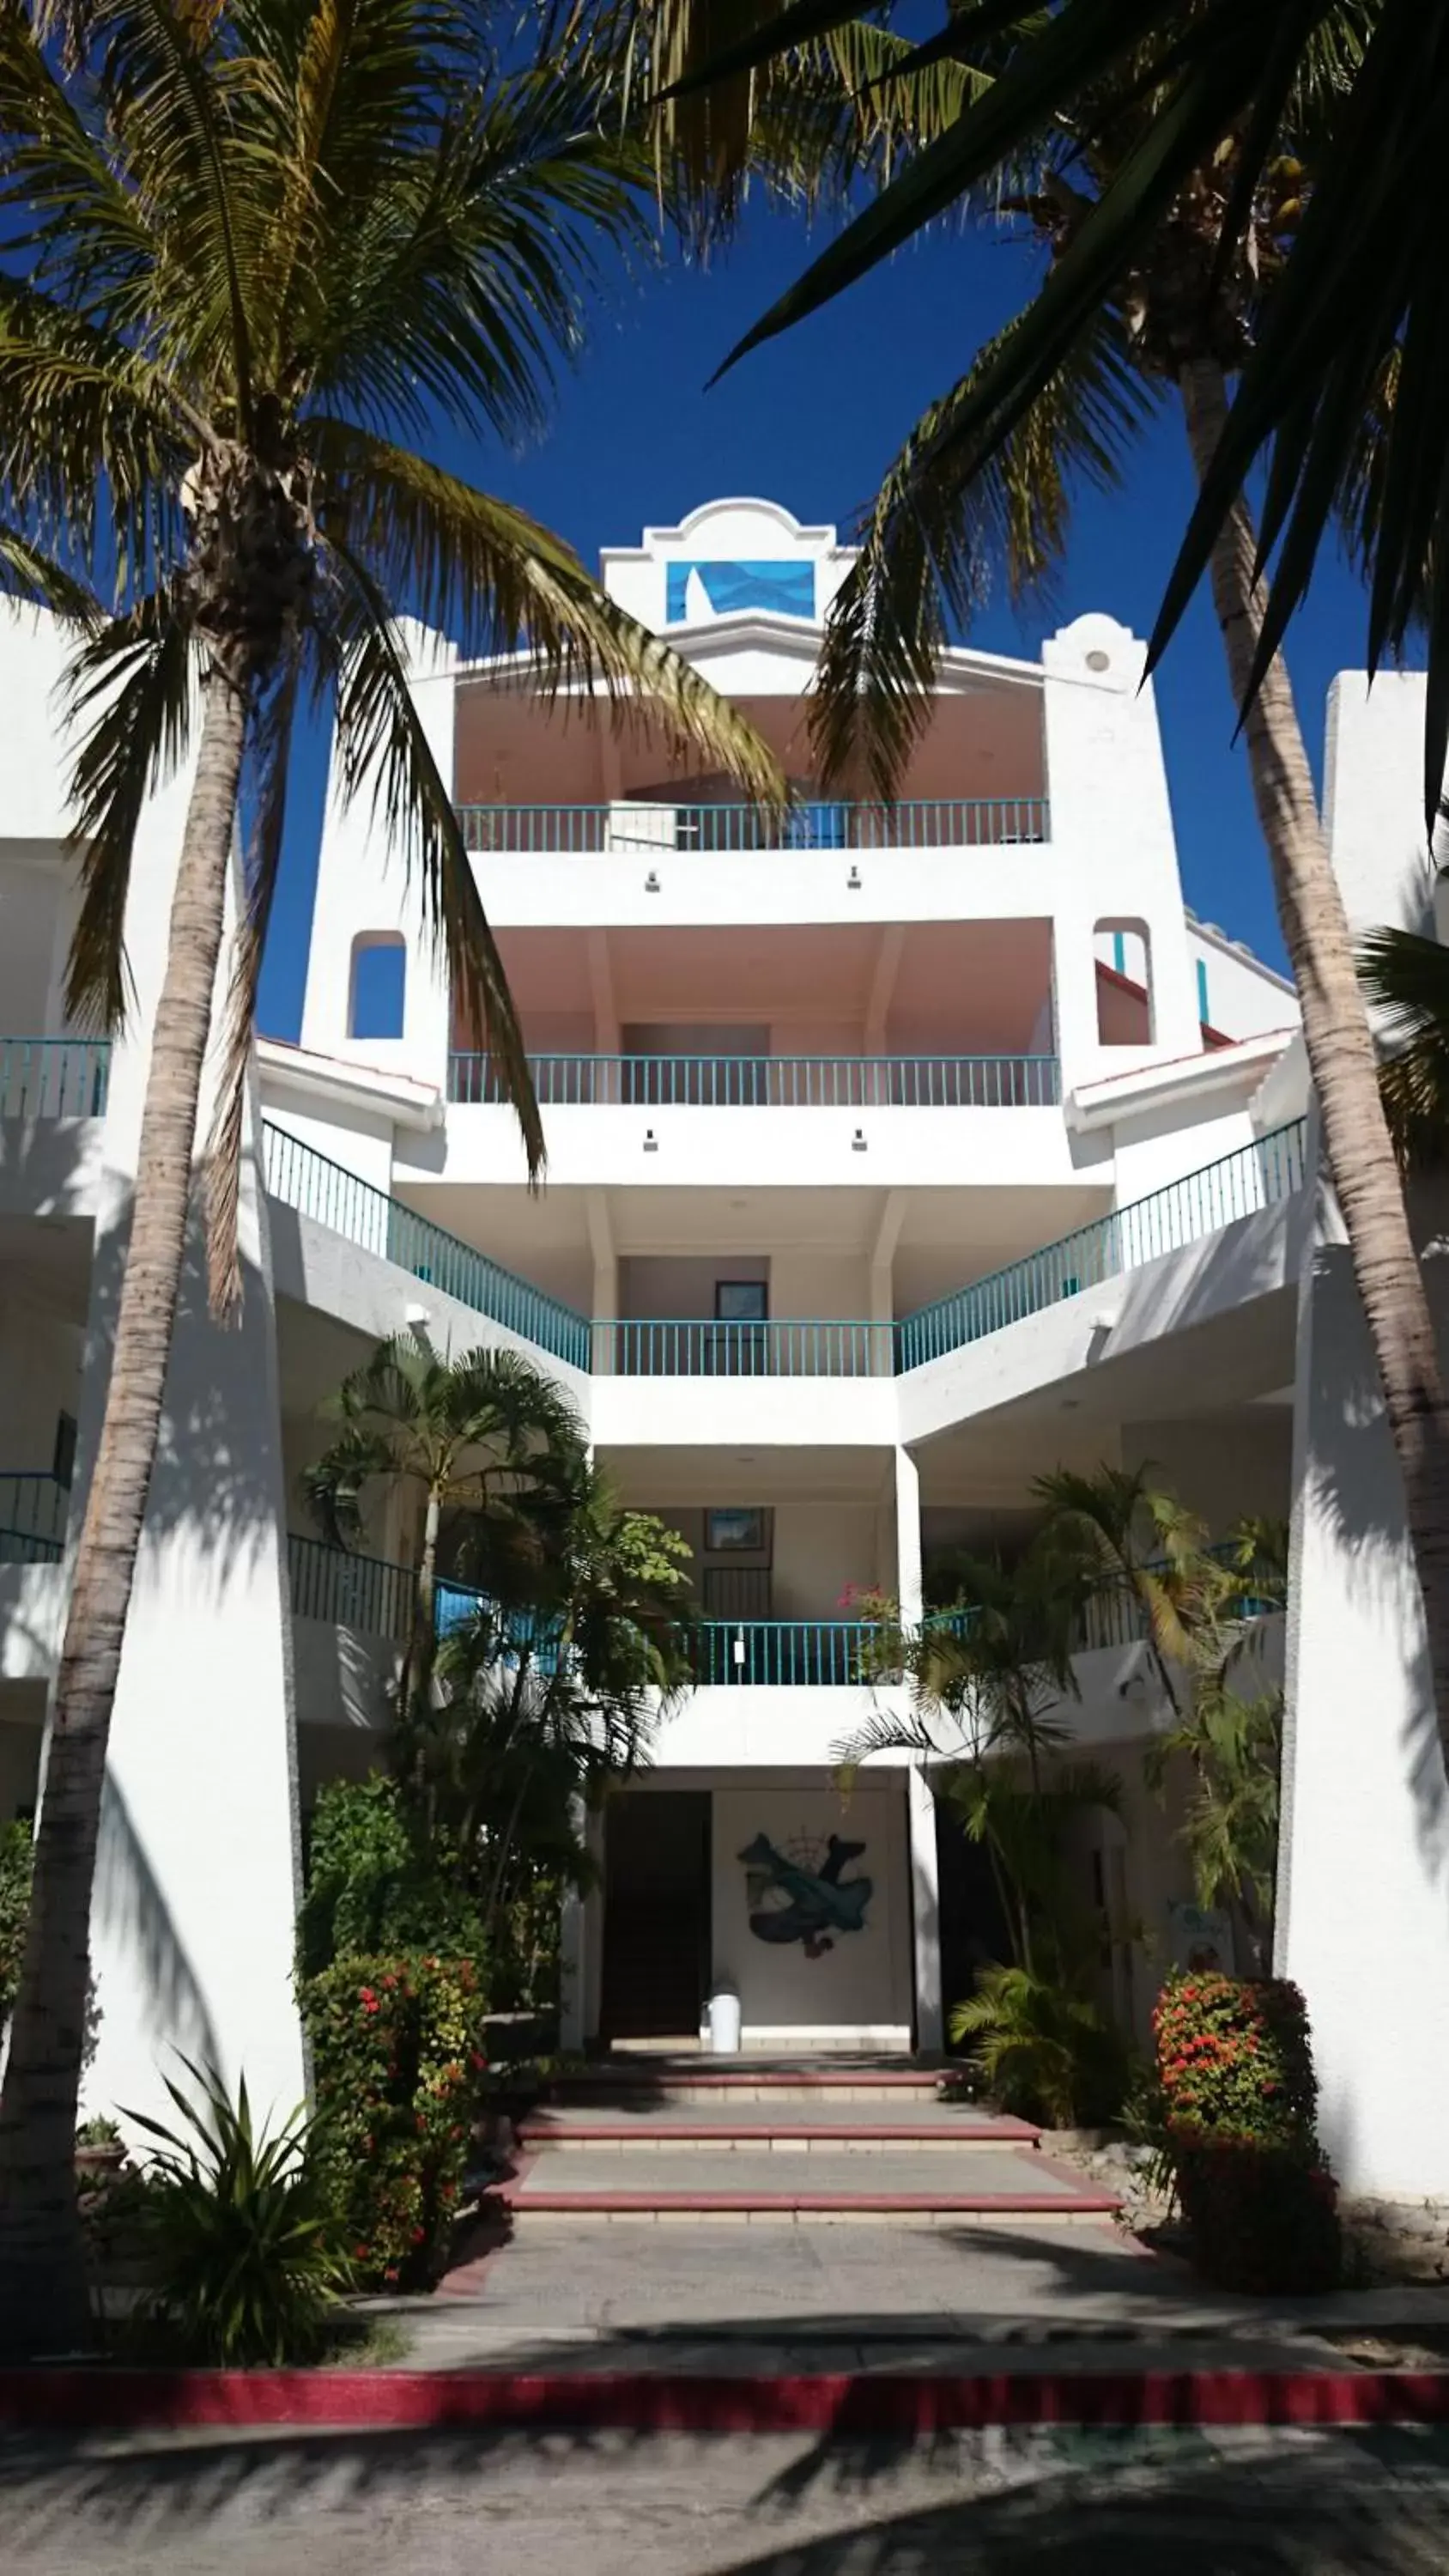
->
left=895, top=1446, right=941, bottom=2052
left=59, top=777, right=306, bottom=2134
left=1276, top=669, right=1449, bottom=2196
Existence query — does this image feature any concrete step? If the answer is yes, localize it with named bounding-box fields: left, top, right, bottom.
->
left=518, top=2107, right=1042, bottom=2152
left=490, top=2141, right=1120, bottom=2226
left=545, top=2059, right=950, bottom=2109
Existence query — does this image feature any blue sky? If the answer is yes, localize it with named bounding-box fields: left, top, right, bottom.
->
left=258, top=198, right=1378, bottom=1039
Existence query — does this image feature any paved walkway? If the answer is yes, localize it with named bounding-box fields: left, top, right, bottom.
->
left=8, top=2422, right=1449, bottom=2573
left=509, top=2146, right=1082, bottom=2200
left=427, top=2218, right=1449, bottom=2372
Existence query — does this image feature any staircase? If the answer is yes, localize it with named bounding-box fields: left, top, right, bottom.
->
left=488, top=2058, right=1122, bottom=2226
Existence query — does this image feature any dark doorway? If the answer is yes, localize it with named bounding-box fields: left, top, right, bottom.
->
left=935, top=1797, right=1014, bottom=2053
left=600, top=1790, right=712, bottom=2044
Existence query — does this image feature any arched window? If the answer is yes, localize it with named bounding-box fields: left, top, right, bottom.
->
left=349, top=934, right=406, bottom=1041
left=1094, top=919, right=1154, bottom=1046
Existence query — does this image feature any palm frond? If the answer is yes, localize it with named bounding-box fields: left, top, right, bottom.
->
left=814, top=305, right=1158, bottom=794
left=1359, top=923, right=1449, bottom=1171
left=204, top=648, right=301, bottom=1313
left=60, top=590, right=197, bottom=1030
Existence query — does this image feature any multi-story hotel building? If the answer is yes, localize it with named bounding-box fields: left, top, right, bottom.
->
left=0, top=496, right=1440, bottom=2196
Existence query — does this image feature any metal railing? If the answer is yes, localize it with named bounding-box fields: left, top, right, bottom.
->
left=0, top=1038, right=111, bottom=1120
left=262, top=1124, right=591, bottom=1370
left=894, top=1118, right=1309, bottom=1373
left=447, top=1053, right=1062, bottom=1110
left=287, top=1532, right=414, bottom=1636
left=602, top=1318, right=884, bottom=1377
left=0, top=1470, right=70, bottom=1565
left=687, top=1619, right=881, bottom=1686
left=457, top=796, right=1049, bottom=856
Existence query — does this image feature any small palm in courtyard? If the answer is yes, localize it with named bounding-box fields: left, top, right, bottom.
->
left=0, top=0, right=779, bottom=2352
left=304, top=1332, right=587, bottom=1765
left=433, top=1456, right=694, bottom=1923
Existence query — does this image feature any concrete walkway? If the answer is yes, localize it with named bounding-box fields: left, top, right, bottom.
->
left=426, top=2217, right=1449, bottom=2375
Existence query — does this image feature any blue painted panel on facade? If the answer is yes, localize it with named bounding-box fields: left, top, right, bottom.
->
left=666, top=560, right=815, bottom=622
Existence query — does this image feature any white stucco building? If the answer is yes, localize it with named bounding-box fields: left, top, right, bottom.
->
left=1, top=496, right=1444, bottom=2195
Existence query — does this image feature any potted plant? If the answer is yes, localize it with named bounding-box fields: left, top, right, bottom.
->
left=75, top=2114, right=126, bottom=2181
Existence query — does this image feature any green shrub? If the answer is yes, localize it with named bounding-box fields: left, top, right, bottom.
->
left=1154, top=1973, right=1340, bottom=2293
left=300, top=1951, right=486, bottom=2289
left=129, top=2060, right=352, bottom=2364
left=0, top=1819, right=33, bottom=2032
left=297, top=1776, right=482, bottom=1982
left=949, top=1964, right=1129, bottom=2128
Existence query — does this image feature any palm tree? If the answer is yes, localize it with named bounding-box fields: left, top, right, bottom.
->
left=657, top=3, right=1449, bottom=1774
left=1143, top=1518, right=1290, bottom=1972
left=432, top=1458, right=694, bottom=1927
left=1034, top=1463, right=1220, bottom=1716
left=303, top=1332, right=587, bottom=1769
left=0, top=0, right=781, bottom=2350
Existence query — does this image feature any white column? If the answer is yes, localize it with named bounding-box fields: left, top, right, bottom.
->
left=895, top=1444, right=941, bottom=2052
left=1276, top=668, right=1449, bottom=2196
left=61, top=782, right=306, bottom=2134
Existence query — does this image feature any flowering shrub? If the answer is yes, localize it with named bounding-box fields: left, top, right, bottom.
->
left=299, top=1952, right=487, bottom=2290
left=1154, top=1973, right=1340, bottom=2293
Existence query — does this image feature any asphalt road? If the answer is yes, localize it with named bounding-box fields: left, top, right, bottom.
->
left=6, top=2422, right=1449, bottom=2574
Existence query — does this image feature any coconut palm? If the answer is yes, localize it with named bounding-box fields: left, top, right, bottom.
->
left=657, top=1, right=1449, bottom=1776
left=304, top=1332, right=588, bottom=1764
left=0, top=0, right=780, bottom=2351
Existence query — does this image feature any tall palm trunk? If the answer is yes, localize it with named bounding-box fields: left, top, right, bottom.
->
left=0, top=673, right=249, bottom=2355
left=1179, top=355, right=1449, bottom=1777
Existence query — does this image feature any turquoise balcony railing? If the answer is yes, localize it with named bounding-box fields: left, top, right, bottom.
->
left=457, top=796, right=1049, bottom=856
left=286, top=1534, right=562, bottom=1665
left=603, top=1318, right=883, bottom=1377
left=894, top=1118, right=1309, bottom=1373
left=0, top=1037, right=110, bottom=1120
left=447, top=1053, right=1062, bottom=1110
left=262, top=1124, right=591, bottom=1369
left=687, top=1619, right=880, bottom=1686
left=0, top=1471, right=70, bottom=1565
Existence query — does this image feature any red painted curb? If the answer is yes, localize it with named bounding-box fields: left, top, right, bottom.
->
left=3, top=2366, right=1449, bottom=2434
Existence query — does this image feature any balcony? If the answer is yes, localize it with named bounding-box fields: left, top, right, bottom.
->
left=598, top=1320, right=883, bottom=1377
left=457, top=797, right=1050, bottom=856
left=0, top=1038, right=110, bottom=1120
left=447, top=1053, right=1061, bottom=1110
left=284, top=1536, right=876, bottom=1687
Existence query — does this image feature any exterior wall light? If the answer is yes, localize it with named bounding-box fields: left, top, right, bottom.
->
left=846, top=864, right=862, bottom=889
left=645, top=869, right=661, bottom=891
left=643, top=1128, right=659, bottom=1152
left=852, top=1127, right=867, bottom=1151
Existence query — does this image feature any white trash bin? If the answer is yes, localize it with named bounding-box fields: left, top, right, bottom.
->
left=709, top=1984, right=741, bottom=2055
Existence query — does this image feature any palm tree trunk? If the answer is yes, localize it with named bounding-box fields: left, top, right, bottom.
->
left=0, top=672, right=249, bottom=2357
left=1179, top=356, right=1449, bottom=1777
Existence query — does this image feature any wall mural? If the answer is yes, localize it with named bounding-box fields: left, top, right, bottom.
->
left=739, top=1831, right=872, bottom=1959
left=666, top=560, right=816, bottom=623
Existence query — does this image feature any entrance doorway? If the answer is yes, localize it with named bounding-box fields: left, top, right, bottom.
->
left=934, top=1800, right=1014, bottom=2052
left=600, top=1790, right=712, bottom=2044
